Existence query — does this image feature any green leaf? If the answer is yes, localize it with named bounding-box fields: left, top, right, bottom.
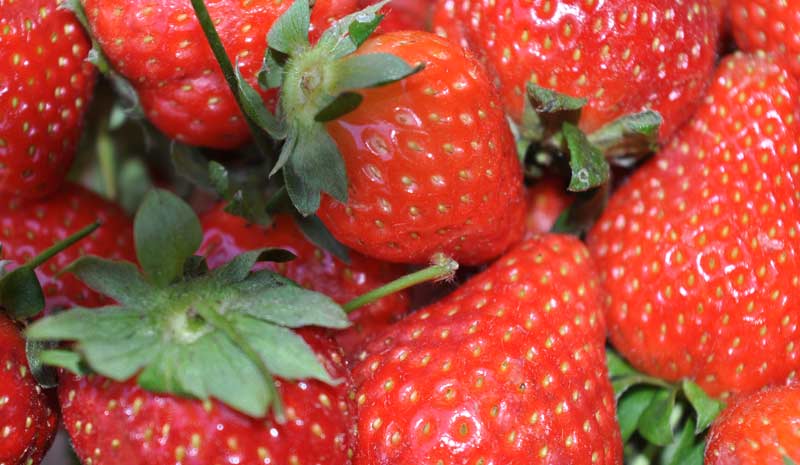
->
left=612, top=374, right=671, bottom=399
left=267, top=0, right=310, bottom=55
left=588, top=110, right=663, bottom=158
left=333, top=53, right=418, bottom=91
left=233, top=64, right=285, bottom=138
left=224, top=190, right=271, bottom=226
left=81, top=330, right=161, bottom=380
left=26, top=339, right=59, bottom=388
left=284, top=127, right=348, bottom=216
left=786, top=456, right=799, bottom=465
left=183, top=255, right=210, bottom=279
left=228, top=278, right=350, bottom=329
left=213, top=248, right=297, bottom=284
left=67, top=257, right=153, bottom=307
left=134, top=189, right=203, bottom=287
left=294, top=214, right=350, bottom=264
left=260, top=50, right=286, bottom=90
left=617, top=386, right=658, bottom=441
left=319, top=0, right=390, bottom=58
left=525, top=83, right=585, bottom=142
left=607, top=349, right=638, bottom=377
left=563, top=122, right=610, bottom=192
left=348, top=12, right=384, bottom=47
left=118, top=158, right=154, bottom=214
left=208, top=161, right=230, bottom=198
left=26, top=307, right=140, bottom=341
left=270, top=125, right=299, bottom=177
left=638, top=387, right=678, bottom=446
left=38, top=350, right=88, bottom=376
left=234, top=315, right=335, bottom=383
left=171, top=143, right=214, bottom=190
left=662, top=417, right=703, bottom=465
left=0, top=267, right=45, bottom=319
left=527, top=84, right=587, bottom=113
left=315, top=92, right=363, bottom=122
left=682, top=379, right=724, bottom=433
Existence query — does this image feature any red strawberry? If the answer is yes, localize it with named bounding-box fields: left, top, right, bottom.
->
left=730, top=0, right=800, bottom=78
left=59, top=329, right=356, bottom=465
left=0, top=315, right=58, bottom=465
left=315, top=31, right=526, bottom=265
left=199, top=206, right=410, bottom=354
left=587, top=53, right=800, bottom=398
left=83, top=0, right=357, bottom=149
left=0, top=183, right=134, bottom=313
left=353, top=235, right=621, bottom=464
left=0, top=0, right=96, bottom=198
left=432, top=0, right=719, bottom=142
left=525, top=178, right=572, bottom=235
left=365, top=0, right=434, bottom=33
left=706, top=382, right=800, bottom=465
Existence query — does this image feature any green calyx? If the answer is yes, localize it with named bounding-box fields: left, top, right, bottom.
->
left=192, top=0, right=420, bottom=216
left=26, top=189, right=350, bottom=419
left=520, top=83, right=663, bottom=192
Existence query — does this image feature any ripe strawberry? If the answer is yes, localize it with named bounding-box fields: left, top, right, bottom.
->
left=525, top=178, right=571, bottom=235
left=364, top=0, right=434, bottom=33
left=353, top=235, right=621, bottom=464
left=587, top=53, right=800, bottom=398
left=706, top=383, right=800, bottom=465
left=0, top=0, right=96, bottom=198
left=58, top=329, right=355, bottom=465
left=0, top=315, right=58, bottom=465
left=199, top=206, right=410, bottom=354
left=432, top=0, right=719, bottom=141
left=83, top=0, right=357, bottom=149
left=730, top=0, right=800, bottom=78
left=315, top=31, right=527, bottom=265
left=0, top=183, right=134, bottom=313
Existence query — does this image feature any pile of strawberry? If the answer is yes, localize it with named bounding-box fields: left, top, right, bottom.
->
left=3, top=0, right=800, bottom=464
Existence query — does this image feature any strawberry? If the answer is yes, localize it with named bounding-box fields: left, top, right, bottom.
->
left=83, top=0, right=357, bottom=149
left=353, top=235, right=621, bottom=464
left=27, top=189, right=359, bottom=465
left=706, top=382, right=800, bottom=465
left=0, top=315, right=58, bottom=465
left=730, top=0, right=800, bottom=78
left=364, top=0, right=434, bottom=33
left=316, top=31, right=526, bottom=265
left=525, top=178, right=572, bottom=235
left=432, top=0, right=719, bottom=142
left=199, top=206, right=410, bottom=354
left=0, top=0, right=96, bottom=198
left=0, top=183, right=134, bottom=314
left=58, top=328, right=355, bottom=465
left=587, top=53, right=800, bottom=398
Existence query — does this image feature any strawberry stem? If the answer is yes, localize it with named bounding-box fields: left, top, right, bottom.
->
left=190, top=0, right=274, bottom=158
left=343, top=254, right=459, bottom=313
left=26, top=222, right=101, bottom=270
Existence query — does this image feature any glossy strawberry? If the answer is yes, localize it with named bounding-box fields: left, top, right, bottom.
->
left=59, top=329, right=356, bottom=465
left=706, top=383, right=800, bottom=465
left=353, top=235, right=621, bottom=464
left=525, top=178, right=571, bottom=235
left=83, top=0, right=357, bottom=149
left=730, top=0, right=800, bottom=77
left=432, top=0, right=719, bottom=141
left=588, top=53, right=800, bottom=398
left=0, top=315, right=58, bottom=465
left=0, top=183, right=134, bottom=313
left=316, top=31, right=527, bottom=265
left=0, top=0, right=96, bottom=198
left=200, top=206, right=410, bottom=354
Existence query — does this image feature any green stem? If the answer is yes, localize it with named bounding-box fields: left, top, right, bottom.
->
left=343, top=255, right=458, bottom=313
left=192, top=305, right=285, bottom=421
left=189, top=0, right=274, bottom=158
left=26, top=222, right=101, bottom=270
left=97, top=118, right=117, bottom=199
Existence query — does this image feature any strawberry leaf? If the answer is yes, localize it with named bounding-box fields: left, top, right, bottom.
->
left=209, top=161, right=230, bottom=197
left=171, top=143, right=215, bottom=190
left=563, top=122, right=610, bottom=192
left=26, top=339, right=59, bottom=388
left=38, top=349, right=88, bottom=376
left=67, top=258, right=153, bottom=307
left=638, top=387, right=678, bottom=446
left=266, top=0, right=311, bottom=55
left=682, top=380, right=724, bottom=433
left=617, top=386, right=658, bottom=441
left=294, top=214, right=351, bottom=264
left=283, top=127, right=348, bottom=215
left=662, top=417, right=704, bottom=465
left=348, top=12, right=384, bottom=47
left=333, top=53, right=419, bottom=91
left=318, top=0, right=390, bottom=58
left=213, top=248, right=297, bottom=284
left=0, top=267, right=45, bottom=320
left=315, top=92, right=364, bottom=122
left=134, top=189, right=203, bottom=287
left=233, top=64, right=285, bottom=138
left=786, top=456, right=798, bottom=465
left=588, top=110, right=662, bottom=159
